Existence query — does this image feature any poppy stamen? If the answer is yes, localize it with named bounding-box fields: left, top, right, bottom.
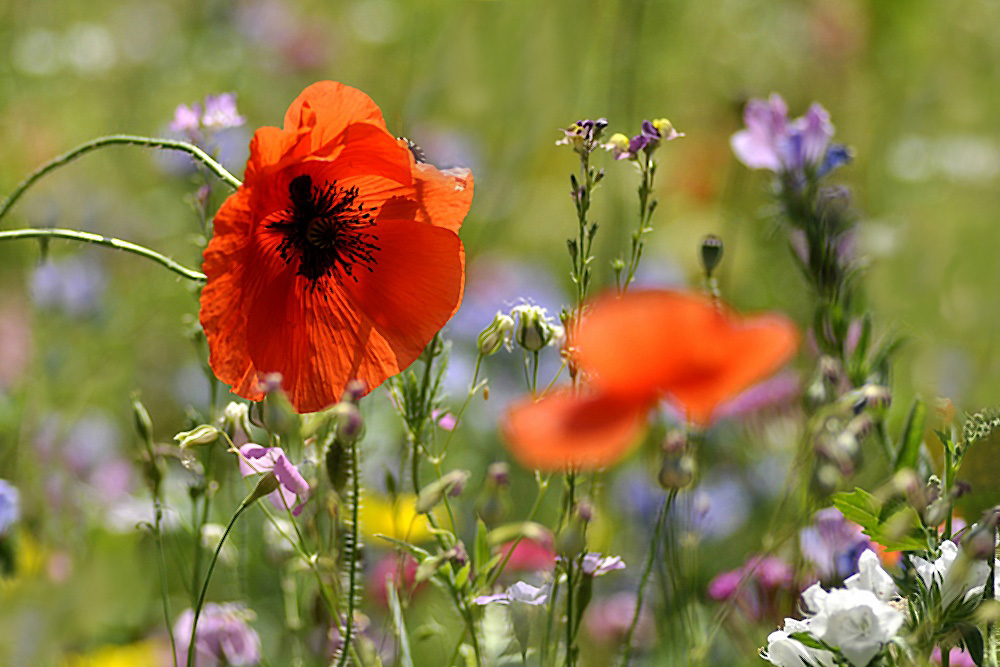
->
left=269, top=174, right=379, bottom=286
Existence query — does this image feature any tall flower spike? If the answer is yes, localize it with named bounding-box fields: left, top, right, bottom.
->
left=502, top=289, right=798, bottom=470
left=200, top=81, right=473, bottom=413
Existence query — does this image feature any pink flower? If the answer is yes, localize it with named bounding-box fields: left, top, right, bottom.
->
left=238, top=444, right=309, bottom=516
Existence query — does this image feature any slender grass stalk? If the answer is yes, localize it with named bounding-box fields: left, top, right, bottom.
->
left=153, top=499, right=178, bottom=667
left=188, top=501, right=249, bottom=667
left=621, top=489, right=677, bottom=667
left=0, top=228, right=206, bottom=282
left=0, top=134, right=241, bottom=224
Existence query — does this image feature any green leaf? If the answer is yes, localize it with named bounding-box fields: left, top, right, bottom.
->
left=474, top=518, right=490, bottom=574
left=956, top=623, right=984, bottom=667
left=374, top=535, right=431, bottom=561
left=454, top=562, right=471, bottom=589
left=894, top=397, right=926, bottom=472
left=831, top=487, right=926, bottom=551
left=387, top=582, right=414, bottom=667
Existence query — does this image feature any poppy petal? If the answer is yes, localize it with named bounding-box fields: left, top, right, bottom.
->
left=502, top=390, right=652, bottom=470
left=343, top=219, right=465, bottom=366
left=357, top=162, right=474, bottom=232
left=283, top=81, right=388, bottom=150
left=575, top=290, right=798, bottom=424
left=200, top=188, right=265, bottom=402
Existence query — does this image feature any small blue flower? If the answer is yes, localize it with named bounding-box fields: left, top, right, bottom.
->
left=0, top=479, right=20, bottom=535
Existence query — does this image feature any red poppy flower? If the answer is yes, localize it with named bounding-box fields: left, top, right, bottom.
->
left=502, top=289, right=798, bottom=469
left=200, top=82, right=473, bottom=413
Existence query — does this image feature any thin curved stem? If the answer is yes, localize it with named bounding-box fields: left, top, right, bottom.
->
left=0, top=228, right=206, bottom=282
left=0, top=134, right=241, bottom=223
left=188, top=502, right=248, bottom=667
left=620, top=489, right=676, bottom=667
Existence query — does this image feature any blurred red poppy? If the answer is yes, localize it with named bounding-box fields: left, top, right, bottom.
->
left=502, top=289, right=798, bottom=469
left=200, top=82, right=473, bottom=412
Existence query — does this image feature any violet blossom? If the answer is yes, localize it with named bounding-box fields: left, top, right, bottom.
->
left=201, top=93, right=246, bottom=130
left=581, top=553, right=626, bottom=577
left=474, top=581, right=549, bottom=606
left=237, top=444, right=309, bottom=516
left=731, top=93, right=849, bottom=178
left=799, top=506, right=872, bottom=582
left=173, top=603, right=261, bottom=667
left=0, top=479, right=19, bottom=535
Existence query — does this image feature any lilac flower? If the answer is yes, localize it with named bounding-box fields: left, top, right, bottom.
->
left=238, top=444, right=309, bottom=516
left=173, top=603, right=261, bottom=666
left=604, top=118, right=683, bottom=161
left=708, top=554, right=795, bottom=622
left=201, top=93, right=246, bottom=130
left=170, top=102, right=202, bottom=140
left=432, top=409, right=457, bottom=431
left=731, top=94, right=847, bottom=178
left=713, top=371, right=800, bottom=419
left=0, top=479, right=20, bottom=535
left=474, top=581, right=550, bottom=606
left=799, top=507, right=872, bottom=582
left=581, top=553, right=626, bottom=577
left=584, top=592, right=654, bottom=647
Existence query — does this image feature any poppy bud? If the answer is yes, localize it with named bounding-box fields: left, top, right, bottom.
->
left=658, top=452, right=696, bottom=490
left=556, top=504, right=591, bottom=558
left=416, top=470, right=470, bottom=514
left=332, top=402, right=364, bottom=440
left=325, top=437, right=348, bottom=493
left=487, top=462, right=510, bottom=487
left=343, top=379, right=367, bottom=404
left=477, top=312, right=515, bottom=356
left=700, top=235, right=724, bottom=277
left=174, top=424, right=220, bottom=449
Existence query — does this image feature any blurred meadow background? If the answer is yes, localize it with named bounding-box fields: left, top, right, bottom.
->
left=2, top=0, right=1000, bottom=664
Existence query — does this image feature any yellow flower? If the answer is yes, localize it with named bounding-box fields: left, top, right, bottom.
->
left=62, top=640, right=163, bottom=667
left=359, top=490, right=440, bottom=543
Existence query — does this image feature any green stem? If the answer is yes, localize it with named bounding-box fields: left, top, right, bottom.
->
left=486, top=474, right=550, bottom=588
left=564, top=556, right=576, bottom=667
left=0, top=228, right=206, bottom=282
left=335, top=437, right=362, bottom=667
left=0, top=134, right=241, bottom=224
left=154, top=499, right=178, bottom=667
left=188, top=501, right=249, bottom=667
left=621, top=489, right=676, bottom=667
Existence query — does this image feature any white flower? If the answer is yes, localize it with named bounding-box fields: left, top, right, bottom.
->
left=911, top=540, right=998, bottom=609
left=845, top=549, right=898, bottom=602
left=808, top=588, right=903, bottom=667
left=763, top=618, right=835, bottom=667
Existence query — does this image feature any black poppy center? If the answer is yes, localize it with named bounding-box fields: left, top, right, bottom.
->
left=268, top=174, right=379, bottom=286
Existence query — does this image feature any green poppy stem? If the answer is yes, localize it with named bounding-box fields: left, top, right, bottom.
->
left=0, top=228, right=206, bottom=282
left=0, top=134, right=241, bottom=225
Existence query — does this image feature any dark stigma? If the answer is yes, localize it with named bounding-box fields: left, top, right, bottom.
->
left=268, top=174, right=379, bottom=287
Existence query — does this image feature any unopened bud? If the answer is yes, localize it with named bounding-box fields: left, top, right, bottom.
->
left=963, top=510, right=1000, bottom=560
left=416, top=470, right=471, bottom=514
left=325, top=437, right=348, bottom=492
left=575, top=500, right=594, bottom=523
left=222, top=402, right=252, bottom=438
left=700, top=235, right=723, bottom=277
left=241, top=471, right=280, bottom=508
left=258, top=372, right=283, bottom=394
left=512, top=304, right=558, bottom=352
left=658, top=452, right=696, bottom=490
left=174, top=424, right=220, bottom=449
left=923, top=498, right=951, bottom=527
left=131, top=395, right=153, bottom=446
left=487, top=462, right=510, bottom=487
left=478, top=312, right=515, bottom=356
left=343, top=379, right=367, bottom=404
left=332, top=402, right=364, bottom=440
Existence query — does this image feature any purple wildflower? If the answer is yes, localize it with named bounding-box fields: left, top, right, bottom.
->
left=238, top=445, right=309, bottom=516
left=584, top=592, right=654, bottom=647
left=556, top=118, right=609, bottom=154
left=173, top=603, right=261, bottom=666
left=29, top=255, right=105, bottom=317
left=713, top=371, right=801, bottom=419
left=799, top=507, right=872, bottom=582
left=201, top=93, right=246, bottom=130
left=708, top=554, right=795, bottom=622
left=581, top=553, right=626, bottom=577
left=170, top=103, right=202, bottom=140
left=0, top=479, right=20, bottom=535
left=731, top=94, right=845, bottom=177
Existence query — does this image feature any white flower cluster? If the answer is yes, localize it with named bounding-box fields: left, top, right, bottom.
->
left=911, top=539, right=1000, bottom=610
left=764, top=550, right=902, bottom=667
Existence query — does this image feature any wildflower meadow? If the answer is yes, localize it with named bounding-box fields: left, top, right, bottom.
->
left=4, top=2, right=1000, bottom=666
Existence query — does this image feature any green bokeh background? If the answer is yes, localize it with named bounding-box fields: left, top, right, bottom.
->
left=2, top=0, right=999, bottom=664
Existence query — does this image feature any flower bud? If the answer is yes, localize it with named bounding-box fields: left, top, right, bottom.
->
left=331, top=402, right=364, bottom=440
left=477, top=312, right=515, bottom=356
left=416, top=470, right=471, bottom=514
left=222, top=402, right=252, bottom=439
left=512, top=304, right=558, bottom=352
left=963, top=508, right=1000, bottom=560
left=325, top=437, right=348, bottom=493
left=241, top=471, right=280, bottom=509
left=131, top=395, right=154, bottom=446
left=487, top=462, right=510, bottom=488
left=700, top=235, right=724, bottom=277
left=343, top=379, right=367, bottom=404
left=174, top=424, right=220, bottom=449
left=923, top=498, right=951, bottom=527
left=658, top=452, right=696, bottom=490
